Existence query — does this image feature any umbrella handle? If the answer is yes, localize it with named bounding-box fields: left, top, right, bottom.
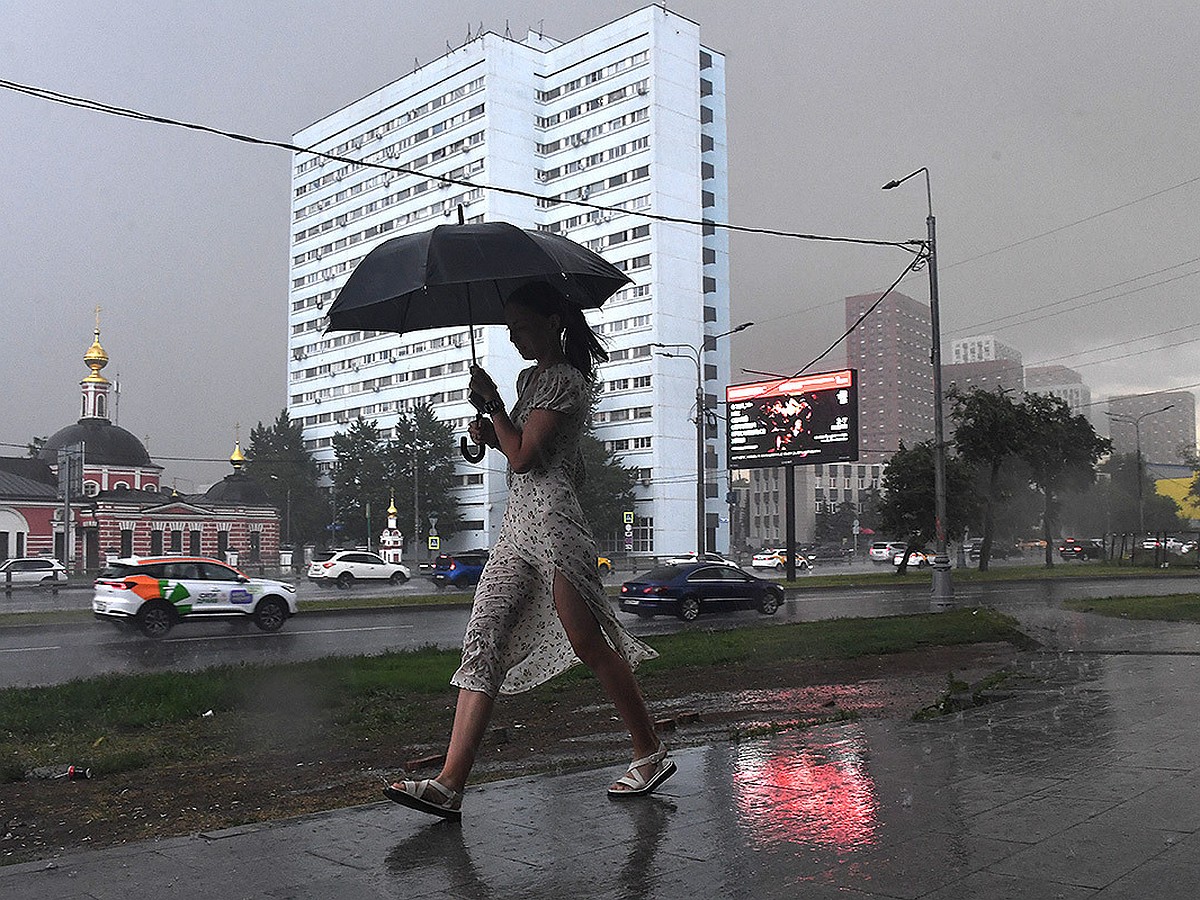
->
left=460, top=436, right=485, bottom=462
left=461, top=414, right=486, bottom=462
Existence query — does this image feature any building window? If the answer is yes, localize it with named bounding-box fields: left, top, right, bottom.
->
left=150, top=530, right=164, bottom=556
left=170, top=530, right=183, bottom=554
left=120, top=528, right=133, bottom=558
left=700, top=106, right=714, bottom=124
left=217, top=530, right=229, bottom=559
left=189, top=530, right=201, bottom=556
left=248, top=531, right=261, bottom=563
left=632, top=516, right=654, bottom=552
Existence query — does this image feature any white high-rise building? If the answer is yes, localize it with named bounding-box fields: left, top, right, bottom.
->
left=287, top=6, right=730, bottom=556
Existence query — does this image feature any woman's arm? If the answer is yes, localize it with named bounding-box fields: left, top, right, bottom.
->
left=489, top=406, right=563, bottom=474
left=469, top=365, right=564, bottom=473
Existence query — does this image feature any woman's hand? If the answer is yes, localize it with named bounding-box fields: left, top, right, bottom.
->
left=468, top=417, right=498, bottom=448
left=468, top=365, right=501, bottom=408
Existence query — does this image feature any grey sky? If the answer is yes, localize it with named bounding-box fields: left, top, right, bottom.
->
left=4, top=1, right=1198, bottom=489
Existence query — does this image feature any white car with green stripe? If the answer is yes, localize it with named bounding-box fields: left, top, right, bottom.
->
left=93, top=556, right=298, bottom=638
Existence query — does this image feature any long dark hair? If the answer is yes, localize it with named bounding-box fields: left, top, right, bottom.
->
left=505, top=281, right=608, bottom=378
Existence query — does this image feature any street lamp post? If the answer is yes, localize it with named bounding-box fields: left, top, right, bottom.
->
left=884, top=167, right=952, bottom=606
left=654, top=322, right=753, bottom=556
left=1106, top=404, right=1174, bottom=534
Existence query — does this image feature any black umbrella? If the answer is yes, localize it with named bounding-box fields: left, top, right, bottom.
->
left=326, top=217, right=631, bottom=459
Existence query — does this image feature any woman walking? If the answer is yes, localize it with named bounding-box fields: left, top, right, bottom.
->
left=385, top=282, right=673, bottom=819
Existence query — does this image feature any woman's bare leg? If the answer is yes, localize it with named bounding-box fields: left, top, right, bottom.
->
left=436, top=688, right=494, bottom=793
left=552, top=572, right=660, bottom=786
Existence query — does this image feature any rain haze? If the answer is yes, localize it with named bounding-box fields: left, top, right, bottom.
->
left=3, top=0, right=1198, bottom=489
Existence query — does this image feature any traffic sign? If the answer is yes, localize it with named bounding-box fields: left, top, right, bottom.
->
left=428, top=536, right=440, bottom=551
left=623, top=511, right=634, bottom=525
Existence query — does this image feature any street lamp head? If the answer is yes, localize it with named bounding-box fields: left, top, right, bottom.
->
left=731, top=321, right=754, bottom=333
left=881, top=180, right=901, bottom=190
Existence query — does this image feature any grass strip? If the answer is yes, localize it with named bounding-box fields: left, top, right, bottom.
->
left=0, top=608, right=1028, bottom=783
left=1062, top=593, right=1200, bottom=623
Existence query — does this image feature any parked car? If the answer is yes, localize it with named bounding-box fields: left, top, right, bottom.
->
left=893, top=550, right=932, bottom=568
left=868, top=542, right=907, bottom=565
left=619, top=563, right=784, bottom=621
left=307, top=549, right=410, bottom=588
left=93, top=556, right=298, bottom=638
left=750, top=549, right=810, bottom=571
left=811, top=544, right=854, bottom=565
left=0, top=557, right=68, bottom=585
left=1058, top=538, right=1105, bottom=560
left=431, top=550, right=490, bottom=590
left=597, top=556, right=613, bottom=574
left=965, top=538, right=1014, bottom=561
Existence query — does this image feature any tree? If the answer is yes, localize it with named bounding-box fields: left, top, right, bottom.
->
left=1061, top=453, right=1186, bottom=536
left=331, top=419, right=391, bottom=547
left=1017, top=393, right=1111, bottom=567
left=388, top=404, right=463, bottom=551
left=950, top=388, right=1025, bottom=571
left=576, top=428, right=639, bottom=546
left=877, top=441, right=980, bottom=573
left=245, top=410, right=328, bottom=547
left=815, top=501, right=857, bottom=545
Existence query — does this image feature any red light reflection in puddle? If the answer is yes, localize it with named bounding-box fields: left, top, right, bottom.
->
left=732, top=728, right=879, bottom=853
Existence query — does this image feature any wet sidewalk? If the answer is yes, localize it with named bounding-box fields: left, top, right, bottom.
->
left=4, top=611, right=1200, bottom=898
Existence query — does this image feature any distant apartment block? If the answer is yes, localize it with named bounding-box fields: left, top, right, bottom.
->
left=844, top=291, right=934, bottom=464
left=949, top=335, right=1023, bottom=364
left=1025, top=364, right=1095, bottom=427
left=1106, top=391, right=1198, bottom=465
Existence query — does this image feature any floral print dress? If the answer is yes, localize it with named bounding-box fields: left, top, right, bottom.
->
left=450, top=362, right=657, bottom=697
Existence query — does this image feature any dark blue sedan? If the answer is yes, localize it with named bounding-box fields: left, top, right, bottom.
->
left=619, top=563, right=784, bottom=621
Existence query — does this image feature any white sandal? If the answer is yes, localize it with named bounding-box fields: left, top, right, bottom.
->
left=384, top=778, right=463, bottom=820
left=607, top=741, right=677, bottom=798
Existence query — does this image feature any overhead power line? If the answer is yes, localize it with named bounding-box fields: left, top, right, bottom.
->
left=0, top=77, right=917, bottom=254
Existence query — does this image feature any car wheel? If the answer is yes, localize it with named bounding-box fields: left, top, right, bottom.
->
left=774, top=561, right=784, bottom=571
left=253, top=597, right=289, bottom=633
left=677, top=596, right=701, bottom=621
left=336, top=572, right=354, bottom=589
left=136, top=601, right=175, bottom=639
left=599, top=563, right=611, bottom=575
left=918, top=558, right=930, bottom=568
left=759, top=592, right=781, bottom=615
left=798, top=560, right=810, bottom=571
left=389, top=571, right=408, bottom=585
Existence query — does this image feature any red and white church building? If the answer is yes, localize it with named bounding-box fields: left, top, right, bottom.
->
left=0, top=325, right=281, bottom=572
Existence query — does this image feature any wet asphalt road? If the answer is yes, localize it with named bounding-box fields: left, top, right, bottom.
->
left=1, top=570, right=1198, bottom=688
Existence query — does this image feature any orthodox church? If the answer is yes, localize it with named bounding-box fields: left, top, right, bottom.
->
left=0, top=323, right=281, bottom=572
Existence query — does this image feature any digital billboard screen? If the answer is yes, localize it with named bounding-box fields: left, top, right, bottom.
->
left=726, top=369, right=858, bottom=468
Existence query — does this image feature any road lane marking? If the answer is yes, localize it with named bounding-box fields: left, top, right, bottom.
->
left=152, top=624, right=418, bottom=644
left=0, top=645, right=62, bottom=653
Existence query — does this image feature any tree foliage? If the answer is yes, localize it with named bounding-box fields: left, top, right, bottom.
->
left=388, top=404, right=463, bottom=550
left=330, top=405, right=462, bottom=549
left=815, top=501, right=858, bottom=545
left=245, top=410, right=328, bottom=547
left=576, top=428, right=639, bottom=544
left=877, top=440, right=980, bottom=572
left=1061, top=453, right=1187, bottom=536
left=1017, top=393, right=1111, bottom=567
left=950, top=388, right=1026, bottom=570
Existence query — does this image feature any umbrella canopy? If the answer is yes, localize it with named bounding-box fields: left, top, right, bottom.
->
left=326, top=221, right=631, bottom=339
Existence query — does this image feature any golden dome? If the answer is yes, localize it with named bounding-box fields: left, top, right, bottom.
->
left=83, top=329, right=110, bottom=384
left=230, top=440, right=246, bottom=470
left=388, top=491, right=398, bottom=517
